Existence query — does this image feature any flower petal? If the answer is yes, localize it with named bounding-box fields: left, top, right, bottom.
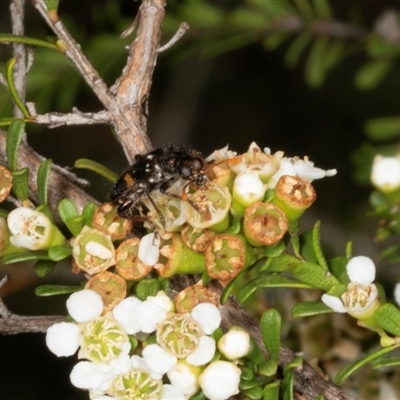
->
left=321, top=294, right=347, bottom=313
left=46, top=322, right=80, bottom=357
left=67, top=289, right=104, bottom=322
left=346, top=256, right=376, bottom=286
left=191, top=303, right=221, bottom=335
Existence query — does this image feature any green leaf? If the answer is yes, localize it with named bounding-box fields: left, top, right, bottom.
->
left=81, top=202, right=97, bottom=228
left=74, top=158, right=118, bottom=182
left=0, top=209, right=9, bottom=217
left=292, top=262, right=340, bottom=291
left=365, top=117, right=400, bottom=141
left=371, top=356, right=400, bottom=369
left=374, top=303, right=400, bottom=336
left=328, top=256, right=349, bottom=284
left=312, top=221, right=328, bottom=269
left=260, top=253, right=301, bottom=272
left=243, top=386, right=264, bottom=399
left=48, top=245, right=72, bottom=261
left=35, top=284, right=81, bottom=296
left=285, top=32, right=312, bottom=68
left=263, top=32, right=292, bottom=51
left=37, top=158, right=52, bottom=205
left=58, top=198, right=82, bottom=236
left=6, top=120, right=25, bottom=171
left=34, top=259, right=57, bottom=277
left=282, top=357, right=303, bottom=400
left=250, top=0, right=294, bottom=18
left=291, top=301, right=333, bottom=318
left=355, top=59, right=393, bottom=90
left=263, top=380, right=280, bottom=400
left=2, top=251, right=49, bottom=264
left=6, top=58, right=30, bottom=118
left=11, top=168, right=29, bottom=201
left=293, top=0, right=312, bottom=18
left=305, top=37, right=330, bottom=88
left=261, top=309, right=281, bottom=362
left=135, top=279, right=160, bottom=301
left=237, top=277, right=259, bottom=303
left=181, top=0, right=225, bottom=28
left=367, top=34, right=400, bottom=58
left=221, top=257, right=265, bottom=304
left=264, top=241, right=285, bottom=258
left=299, top=230, right=318, bottom=263
left=0, top=34, right=62, bottom=51
left=311, top=0, right=332, bottom=18
left=247, top=337, right=268, bottom=366
left=256, top=274, right=312, bottom=289
left=229, top=8, right=269, bottom=30
left=335, top=345, right=399, bottom=384
left=258, top=360, right=278, bottom=377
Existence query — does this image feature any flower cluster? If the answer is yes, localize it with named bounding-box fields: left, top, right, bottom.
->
left=46, top=290, right=248, bottom=400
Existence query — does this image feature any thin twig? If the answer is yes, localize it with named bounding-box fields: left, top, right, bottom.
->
left=33, top=109, right=112, bottom=128
left=0, top=276, right=65, bottom=334
left=158, top=22, right=189, bottom=53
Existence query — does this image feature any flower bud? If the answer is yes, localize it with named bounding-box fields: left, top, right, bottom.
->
left=92, top=202, right=132, bottom=240
left=218, top=326, right=250, bottom=360
left=243, top=202, right=288, bottom=247
left=198, top=360, right=241, bottom=400
left=371, top=155, right=400, bottom=193
left=0, top=165, right=12, bottom=202
left=167, top=360, right=202, bottom=397
left=271, top=175, right=316, bottom=221
left=232, top=172, right=266, bottom=216
left=72, top=226, right=115, bottom=275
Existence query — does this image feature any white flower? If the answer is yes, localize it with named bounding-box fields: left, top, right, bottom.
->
left=167, top=360, right=201, bottom=397
left=138, top=233, right=160, bottom=266
left=218, top=327, right=250, bottom=360
left=70, top=361, right=119, bottom=394
left=270, top=157, right=337, bottom=188
left=67, top=290, right=104, bottom=323
left=112, top=296, right=142, bottom=334
left=198, top=360, right=241, bottom=400
left=394, top=283, right=400, bottom=306
left=206, top=144, right=237, bottom=162
left=371, top=155, right=400, bottom=193
left=161, top=384, right=186, bottom=400
left=46, top=322, right=80, bottom=357
left=191, top=302, right=221, bottom=335
left=142, top=344, right=177, bottom=379
left=7, top=207, right=55, bottom=250
left=186, top=335, right=216, bottom=366
left=321, top=256, right=380, bottom=320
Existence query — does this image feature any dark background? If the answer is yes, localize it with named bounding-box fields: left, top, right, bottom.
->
left=1, top=0, right=399, bottom=398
